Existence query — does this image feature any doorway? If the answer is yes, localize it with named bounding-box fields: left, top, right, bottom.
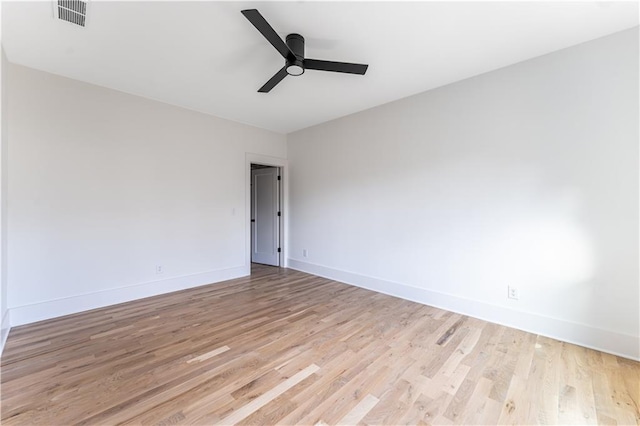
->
left=250, top=164, right=282, bottom=267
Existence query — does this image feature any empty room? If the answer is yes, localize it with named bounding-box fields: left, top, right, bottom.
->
left=0, top=1, right=638, bottom=425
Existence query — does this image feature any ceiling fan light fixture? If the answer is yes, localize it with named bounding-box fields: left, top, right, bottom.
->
left=286, top=64, right=304, bottom=76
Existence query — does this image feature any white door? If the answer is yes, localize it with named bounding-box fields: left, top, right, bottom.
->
left=251, top=167, right=280, bottom=266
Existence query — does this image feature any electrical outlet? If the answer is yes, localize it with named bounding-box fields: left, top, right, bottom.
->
left=508, top=286, right=519, bottom=300
left=156, top=265, right=163, bottom=274
left=302, top=249, right=308, bottom=258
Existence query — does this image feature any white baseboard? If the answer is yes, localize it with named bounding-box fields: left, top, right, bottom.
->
left=1, top=308, right=10, bottom=355
left=9, top=265, right=249, bottom=327
left=288, top=258, right=640, bottom=361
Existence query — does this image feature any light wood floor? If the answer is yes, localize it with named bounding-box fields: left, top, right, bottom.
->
left=1, top=265, right=639, bottom=425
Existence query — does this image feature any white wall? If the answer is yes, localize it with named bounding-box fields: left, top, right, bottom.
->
left=1, top=40, right=10, bottom=352
left=287, top=28, right=639, bottom=359
left=7, top=64, right=286, bottom=325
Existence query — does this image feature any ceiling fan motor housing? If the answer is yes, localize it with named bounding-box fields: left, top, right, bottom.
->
left=286, top=33, right=305, bottom=75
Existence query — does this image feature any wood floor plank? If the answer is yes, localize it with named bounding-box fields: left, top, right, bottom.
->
left=1, top=264, right=638, bottom=425
left=336, top=393, right=379, bottom=425
left=214, top=364, right=319, bottom=425
left=187, top=345, right=230, bottom=363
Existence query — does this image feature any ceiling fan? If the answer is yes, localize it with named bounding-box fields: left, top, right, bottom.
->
left=241, top=9, right=369, bottom=93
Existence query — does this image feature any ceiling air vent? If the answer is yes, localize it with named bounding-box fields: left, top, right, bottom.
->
left=54, top=0, right=88, bottom=27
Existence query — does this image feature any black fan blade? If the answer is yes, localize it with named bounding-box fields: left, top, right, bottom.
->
left=258, top=67, right=288, bottom=93
left=241, top=9, right=295, bottom=61
left=304, top=59, right=368, bottom=75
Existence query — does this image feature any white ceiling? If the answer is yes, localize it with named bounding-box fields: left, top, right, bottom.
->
left=2, top=1, right=638, bottom=133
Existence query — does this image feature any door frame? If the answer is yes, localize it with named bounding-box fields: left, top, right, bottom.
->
left=250, top=165, right=280, bottom=266
left=245, top=153, right=288, bottom=270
